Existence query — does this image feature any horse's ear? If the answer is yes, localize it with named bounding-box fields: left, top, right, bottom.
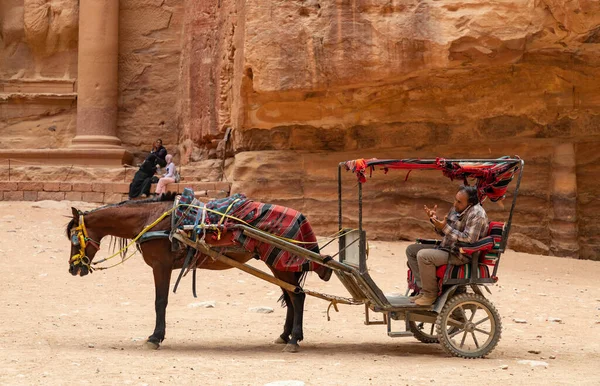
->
left=71, top=207, right=80, bottom=220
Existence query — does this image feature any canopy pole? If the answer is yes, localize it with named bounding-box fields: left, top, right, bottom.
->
left=358, top=182, right=363, bottom=232
left=501, top=160, right=524, bottom=252
left=338, top=164, right=343, bottom=231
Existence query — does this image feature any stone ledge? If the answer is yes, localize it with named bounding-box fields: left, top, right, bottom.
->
left=0, top=149, right=133, bottom=167
left=0, top=181, right=232, bottom=204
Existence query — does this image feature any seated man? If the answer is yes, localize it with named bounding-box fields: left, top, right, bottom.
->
left=406, top=185, right=488, bottom=306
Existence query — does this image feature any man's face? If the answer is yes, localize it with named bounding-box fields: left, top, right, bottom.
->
left=454, top=191, right=470, bottom=213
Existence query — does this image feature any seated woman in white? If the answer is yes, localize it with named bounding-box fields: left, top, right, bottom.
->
left=155, top=154, right=176, bottom=195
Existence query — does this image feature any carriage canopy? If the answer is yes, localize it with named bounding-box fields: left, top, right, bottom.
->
left=343, top=156, right=522, bottom=203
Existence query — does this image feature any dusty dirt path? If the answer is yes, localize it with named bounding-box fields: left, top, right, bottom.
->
left=1, top=200, right=599, bottom=386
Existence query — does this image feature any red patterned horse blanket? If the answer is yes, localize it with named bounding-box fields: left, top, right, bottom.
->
left=228, top=201, right=321, bottom=272
left=175, top=191, right=322, bottom=272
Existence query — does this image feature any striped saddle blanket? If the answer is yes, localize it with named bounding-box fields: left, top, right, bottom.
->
left=173, top=188, right=321, bottom=272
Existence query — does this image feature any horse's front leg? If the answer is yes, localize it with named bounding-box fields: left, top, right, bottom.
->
left=146, top=263, right=172, bottom=349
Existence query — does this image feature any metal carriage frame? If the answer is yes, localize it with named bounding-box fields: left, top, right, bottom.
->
left=171, top=157, right=524, bottom=359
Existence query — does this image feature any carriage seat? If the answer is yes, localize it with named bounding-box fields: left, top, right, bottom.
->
left=407, top=221, right=505, bottom=291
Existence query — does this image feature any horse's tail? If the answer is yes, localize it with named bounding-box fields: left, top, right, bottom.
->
left=277, top=271, right=308, bottom=307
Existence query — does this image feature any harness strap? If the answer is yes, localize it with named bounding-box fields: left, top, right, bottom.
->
left=216, top=198, right=240, bottom=240
left=137, top=230, right=171, bottom=244
left=173, top=246, right=196, bottom=294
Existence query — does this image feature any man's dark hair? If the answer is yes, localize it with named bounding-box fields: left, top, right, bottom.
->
left=458, top=185, right=479, bottom=206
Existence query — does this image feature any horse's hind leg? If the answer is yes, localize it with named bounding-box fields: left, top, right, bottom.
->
left=283, top=289, right=306, bottom=353
left=271, top=270, right=305, bottom=352
left=274, top=291, right=294, bottom=344
left=146, top=263, right=172, bottom=349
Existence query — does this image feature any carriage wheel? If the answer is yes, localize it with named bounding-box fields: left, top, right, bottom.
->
left=435, top=293, right=502, bottom=358
left=408, top=321, right=439, bottom=344
left=410, top=309, right=463, bottom=344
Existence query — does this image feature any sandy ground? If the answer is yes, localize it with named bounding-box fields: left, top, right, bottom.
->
left=0, top=200, right=599, bottom=386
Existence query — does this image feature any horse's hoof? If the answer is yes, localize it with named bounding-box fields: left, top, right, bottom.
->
left=144, top=340, right=160, bottom=350
left=282, top=343, right=300, bottom=353
left=274, top=336, right=287, bottom=344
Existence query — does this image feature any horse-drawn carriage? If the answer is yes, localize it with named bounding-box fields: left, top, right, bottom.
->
left=67, top=156, right=523, bottom=358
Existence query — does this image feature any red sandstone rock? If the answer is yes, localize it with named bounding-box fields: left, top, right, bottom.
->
left=2, top=0, right=600, bottom=259
left=42, top=182, right=60, bottom=192
left=38, top=191, right=65, bottom=201
left=72, top=182, right=92, bottom=192
left=23, top=191, right=37, bottom=201
left=91, top=183, right=107, bottom=193
left=18, top=182, right=43, bottom=191
left=103, top=193, right=123, bottom=204
left=65, top=191, right=82, bottom=202
left=0, top=182, right=19, bottom=191
left=59, top=182, right=72, bottom=192
left=3, top=191, right=24, bottom=201
left=82, top=192, right=103, bottom=203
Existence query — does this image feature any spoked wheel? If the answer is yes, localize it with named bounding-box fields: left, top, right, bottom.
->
left=435, top=293, right=502, bottom=358
left=409, top=321, right=438, bottom=344
left=410, top=309, right=463, bottom=344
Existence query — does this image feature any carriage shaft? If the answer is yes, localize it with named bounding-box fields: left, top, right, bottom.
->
left=172, top=233, right=301, bottom=294
left=235, top=225, right=355, bottom=273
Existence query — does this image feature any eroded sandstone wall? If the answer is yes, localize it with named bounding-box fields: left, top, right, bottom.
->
left=222, top=1, right=600, bottom=259
left=2, top=1, right=599, bottom=259
left=114, top=0, right=242, bottom=163
left=116, top=0, right=183, bottom=160
left=176, top=0, right=240, bottom=162
left=235, top=0, right=600, bottom=147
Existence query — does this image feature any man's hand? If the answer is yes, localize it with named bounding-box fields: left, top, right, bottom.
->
left=431, top=215, right=447, bottom=231
left=424, top=204, right=438, bottom=219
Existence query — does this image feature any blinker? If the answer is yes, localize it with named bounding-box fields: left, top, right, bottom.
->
left=71, top=233, right=80, bottom=246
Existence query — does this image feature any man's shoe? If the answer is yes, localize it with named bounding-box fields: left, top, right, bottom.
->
left=409, top=294, right=423, bottom=303
left=414, top=295, right=437, bottom=306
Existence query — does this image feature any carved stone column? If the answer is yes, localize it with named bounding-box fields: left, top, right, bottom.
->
left=549, top=143, right=579, bottom=257
left=70, top=0, right=122, bottom=149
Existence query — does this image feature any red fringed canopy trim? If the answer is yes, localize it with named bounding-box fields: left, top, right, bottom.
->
left=343, top=157, right=521, bottom=202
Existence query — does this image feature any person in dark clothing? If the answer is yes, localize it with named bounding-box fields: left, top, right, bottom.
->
left=151, top=139, right=168, bottom=168
left=128, top=153, right=162, bottom=199
left=128, top=139, right=169, bottom=199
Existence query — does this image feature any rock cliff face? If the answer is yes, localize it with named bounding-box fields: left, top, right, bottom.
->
left=116, top=0, right=182, bottom=160
left=1, top=0, right=599, bottom=259
left=226, top=0, right=600, bottom=260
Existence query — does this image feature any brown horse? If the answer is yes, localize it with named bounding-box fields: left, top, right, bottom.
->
left=66, top=193, right=331, bottom=352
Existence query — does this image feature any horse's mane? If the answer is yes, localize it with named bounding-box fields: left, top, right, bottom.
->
left=65, top=192, right=178, bottom=258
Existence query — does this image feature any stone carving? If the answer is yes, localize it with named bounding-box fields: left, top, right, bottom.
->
left=23, top=0, right=78, bottom=76
left=0, top=1, right=25, bottom=54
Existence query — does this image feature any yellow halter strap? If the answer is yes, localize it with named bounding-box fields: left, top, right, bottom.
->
left=69, top=214, right=98, bottom=271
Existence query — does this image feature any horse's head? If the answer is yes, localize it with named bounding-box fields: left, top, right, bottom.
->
left=67, top=207, right=102, bottom=277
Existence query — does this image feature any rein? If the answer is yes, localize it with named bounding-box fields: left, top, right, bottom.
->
left=70, top=208, right=175, bottom=271
left=70, top=201, right=355, bottom=272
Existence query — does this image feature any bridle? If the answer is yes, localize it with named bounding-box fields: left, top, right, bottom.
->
left=69, top=214, right=101, bottom=273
